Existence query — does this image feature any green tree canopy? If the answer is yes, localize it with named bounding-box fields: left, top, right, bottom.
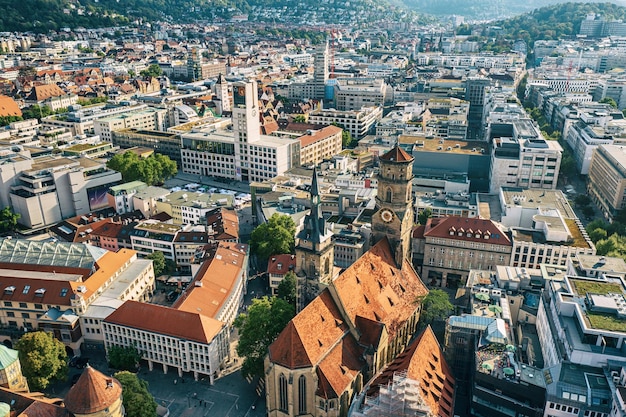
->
left=417, top=289, right=453, bottom=328
left=0, top=207, right=20, bottom=233
left=107, top=151, right=177, bottom=186
left=108, top=345, right=142, bottom=371
left=292, top=114, right=306, bottom=123
left=342, top=130, right=354, bottom=148
left=600, top=97, right=618, bottom=109
left=249, top=214, right=296, bottom=261
left=21, top=105, right=52, bottom=121
left=234, top=296, right=295, bottom=378
left=15, top=331, right=67, bottom=390
left=277, top=271, right=297, bottom=307
left=147, top=251, right=166, bottom=277
left=417, top=208, right=432, bottom=225
left=140, top=64, right=163, bottom=78
left=114, top=371, right=157, bottom=417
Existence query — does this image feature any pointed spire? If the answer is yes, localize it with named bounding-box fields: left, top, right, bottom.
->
left=311, top=167, right=321, bottom=199
left=216, top=73, right=225, bottom=84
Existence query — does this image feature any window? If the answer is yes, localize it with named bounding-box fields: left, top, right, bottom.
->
left=19, top=303, right=27, bottom=308
left=279, top=374, right=288, bottom=413
left=298, top=375, right=307, bottom=414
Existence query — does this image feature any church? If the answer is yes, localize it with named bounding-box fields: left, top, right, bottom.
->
left=264, top=146, right=430, bottom=417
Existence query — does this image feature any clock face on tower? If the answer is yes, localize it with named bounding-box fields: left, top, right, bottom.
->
left=380, top=209, right=394, bottom=223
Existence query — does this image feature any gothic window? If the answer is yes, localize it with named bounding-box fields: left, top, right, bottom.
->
left=298, top=375, right=307, bottom=414
left=324, top=258, right=330, bottom=275
left=385, top=187, right=392, bottom=203
left=279, top=374, right=288, bottom=412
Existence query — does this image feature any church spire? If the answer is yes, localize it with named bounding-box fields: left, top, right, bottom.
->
left=307, top=168, right=324, bottom=245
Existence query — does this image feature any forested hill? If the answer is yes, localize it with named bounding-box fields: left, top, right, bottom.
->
left=0, top=0, right=426, bottom=33
left=400, top=0, right=624, bottom=20
left=487, top=2, right=626, bottom=45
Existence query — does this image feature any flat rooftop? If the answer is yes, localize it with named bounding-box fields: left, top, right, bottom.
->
left=399, top=135, right=488, bottom=155
left=501, top=187, right=576, bottom=218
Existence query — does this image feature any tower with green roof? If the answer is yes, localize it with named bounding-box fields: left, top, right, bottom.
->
left=0, top=344, right=28, bottom=392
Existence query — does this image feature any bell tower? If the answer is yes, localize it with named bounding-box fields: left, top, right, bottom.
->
left=295, top=168, right=334, bottom=308
left=372, top=146, right=414, bottom=267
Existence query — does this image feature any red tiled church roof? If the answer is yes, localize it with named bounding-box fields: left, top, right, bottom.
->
left=423, top=216, right=511, bottom=247
left=379, top=146, right=413, bottom=162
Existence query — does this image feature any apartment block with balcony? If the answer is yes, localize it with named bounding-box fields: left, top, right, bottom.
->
left=94, top=108, right=167, bottom=142
left=308, top=106, right=383, bottom=139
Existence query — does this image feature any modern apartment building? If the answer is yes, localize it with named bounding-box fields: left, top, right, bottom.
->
left=489, top=126, right=562, bottom=193
left=107, top=180, right=148, bottom=215
left=588, top=145, right=626, bottom=221
left=308, top=106, right=382, bottom=139
left=334, top=78, right=388, bottom=111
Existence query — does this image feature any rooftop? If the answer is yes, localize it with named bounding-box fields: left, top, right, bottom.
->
left=399, top=135, right=487, bottom=155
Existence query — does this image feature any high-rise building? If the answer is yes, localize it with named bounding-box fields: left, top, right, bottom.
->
left=465, top=77, right=491, bottom=140
left=588, top=144, right=626, bottom=221
left=313, top=41, right=329, bottom=100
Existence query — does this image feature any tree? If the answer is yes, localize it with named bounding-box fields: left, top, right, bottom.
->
left=292, top=114, right=306, bottom=123
left=342, top=130, right=354, bottom=148
left=15, top=331, right=67, bottom=390
left=0, top=207, right=20, bottom=233
left=277, top=271, right=297, bottom=307
left=106, top=151, right=177, bottom=186
left=588, top=227, right=607, bottom=243
left=249, top=214, right=296, bottom=261
left=140, top=64, right=163, bottom=78
left=574, top=194, right=591, bottom=207
left=114, top=371, right=157, bottom=417
left=21, top=105, right=52, bottom=121
left=582, top=205, right=595, bottom=219
left=0, top=115, right=22, bottom=127
left=600, top=97, right=618, bottom=109
left=234, top=296, right=295, bottom=378
left=417, top=289, right=453, bottom=328
left=147, top=251, right=166, bottom=277
left=108, top=345, right=142, bottom=371
left=418, top=208, right=432, bottom=225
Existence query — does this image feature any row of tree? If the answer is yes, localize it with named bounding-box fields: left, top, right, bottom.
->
left=106, top=151, right=177, bottom=186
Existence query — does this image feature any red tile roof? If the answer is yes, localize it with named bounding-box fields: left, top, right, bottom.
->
left=267, top=254, right=296, bottom=276
left=412, top=224, right=425, bottom=239
left=379, top=146, right=413, bottom=162
left=174, top=242, right=248, bottom=319
left=332, top=238, right=428, bottom=340
left=423, top=216, right=511, bottom=247
left=64, top=366, right=122, bottom=414
left=315, top=334, right=364, bottom=399
left=366, top=326, right=455, bottom=417
left=104, top=300, right=224, bottom=343
left=298, top=125, right=342, bottom=148
left=0, top=95, right=21, bottom=117
left=269, top=289, right=351, bottom=369
left=0, top=276, right=74, bottom=306
left=27, top=84, right=67, bottom=101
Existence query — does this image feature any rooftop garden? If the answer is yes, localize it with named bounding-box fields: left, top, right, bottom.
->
left=587, top=312, right=626, bottom=332
left=570, top=279, right=623, bottom=297
left=565, top=219, right=590, bottom=248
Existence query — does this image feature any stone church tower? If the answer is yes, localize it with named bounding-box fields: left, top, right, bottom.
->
left=372, top=146, right=415, bottom=267
left=295, top=168, right=334, bottom=308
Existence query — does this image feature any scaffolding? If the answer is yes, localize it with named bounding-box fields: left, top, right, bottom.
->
left=358, top=371, right=433, bottom=417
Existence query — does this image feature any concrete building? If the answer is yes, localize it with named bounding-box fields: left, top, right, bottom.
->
left=267, top=254, right=296, bottom=295
left=111, top=129, right=183, bottom=165
left=564, top=121, right=614, bottom=175
left=465, top=77, right=491, bottom=140
left=334, top=78, right=389, bottom=111
left=132, top=186, right=171, bottom=219
left=155, top=190, right=234, bottom=225
left=94, top=108, right=167, bottom=142
left=588, top=145, right=626, bottom=221
left=9, top=156, right=122, bottom=229
left=181, top=80, right=300, bottom=183
left=103, top=301, right=229, bottom=383
left=308, top=107, right=382, bottom=139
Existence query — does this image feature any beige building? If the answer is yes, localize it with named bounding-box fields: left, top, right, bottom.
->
left=297, top=125, right=342, bottom=166
left=94, top=108, right=167, bottom=142
left=414, top=216, right=513, bottom=288
left=588, top=144, right=626, bottom=220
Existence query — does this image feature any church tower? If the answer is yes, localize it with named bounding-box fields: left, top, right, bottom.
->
left=295, top=169, right=334, bottom=308
left=372, top=146, right=414, bottom=267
